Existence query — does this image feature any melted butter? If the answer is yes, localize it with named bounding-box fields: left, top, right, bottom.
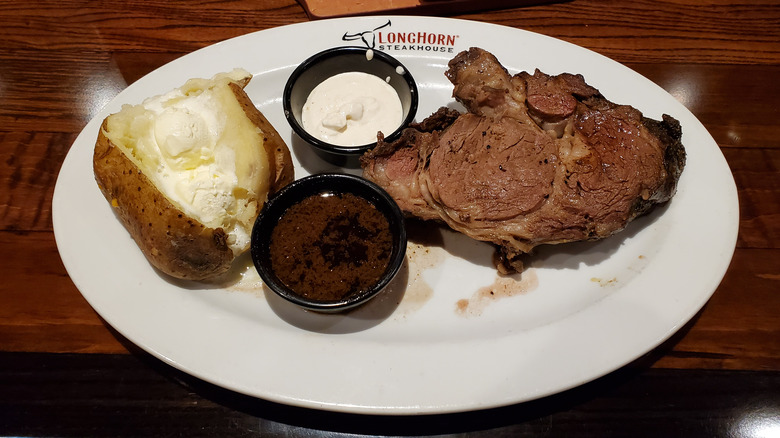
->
left=103, top=69, right=269, bottom=254
left=301, top=72, right=402, bottom=146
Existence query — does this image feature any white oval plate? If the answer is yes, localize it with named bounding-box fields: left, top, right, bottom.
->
left=53, top=16, right=739, bottom=414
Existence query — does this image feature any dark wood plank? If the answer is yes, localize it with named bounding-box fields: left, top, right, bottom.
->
left=3, top=0, right=778, bottom=65
left=628, top=64, right=780, bottom=149
left=0, top=0, right=307, bottom=51
left=465, top=0, right=780, bottom=65
left=725, top=148, right=780, bottom=250
left=0, top=232, right=127, bottom=354
left=0, top=131, right=76, bottom=231
left=652, top=248, right=780, bottom=370
left=0, top=351, right=777, bottom=437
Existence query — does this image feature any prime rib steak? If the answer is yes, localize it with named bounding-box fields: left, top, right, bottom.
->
left=361, top=47, right=686, bottom=273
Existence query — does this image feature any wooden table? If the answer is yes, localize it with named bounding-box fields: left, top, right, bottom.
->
left=1, top=0, right=778, bottom=435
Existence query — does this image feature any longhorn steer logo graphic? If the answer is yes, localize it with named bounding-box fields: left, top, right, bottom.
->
left=342, top=19, right=392, bottom=49
left=341, top=19, right=459, bottom=53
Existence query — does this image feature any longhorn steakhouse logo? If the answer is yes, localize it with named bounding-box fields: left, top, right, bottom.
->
left=342, top=19, right=458, bottom=54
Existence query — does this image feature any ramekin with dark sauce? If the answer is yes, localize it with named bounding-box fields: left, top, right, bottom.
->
left=251, top=173, right=406, bottom=312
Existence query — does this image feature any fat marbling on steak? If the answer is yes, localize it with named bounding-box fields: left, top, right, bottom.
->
left=361, top=47, right=686, bottom=273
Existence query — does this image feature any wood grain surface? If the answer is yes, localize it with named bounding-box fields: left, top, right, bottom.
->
left=0, top=0, right=778, bottom=435
left=2, top=351, right=778, bottom=436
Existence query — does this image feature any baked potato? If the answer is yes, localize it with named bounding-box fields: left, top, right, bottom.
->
left=93, top=69, right=294, bottom=280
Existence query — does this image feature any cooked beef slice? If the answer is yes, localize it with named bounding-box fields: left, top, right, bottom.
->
left=362, top=47, right=686, bottom=273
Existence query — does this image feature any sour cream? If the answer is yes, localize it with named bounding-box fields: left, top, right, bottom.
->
left=301, top=72, right=403, bottom=146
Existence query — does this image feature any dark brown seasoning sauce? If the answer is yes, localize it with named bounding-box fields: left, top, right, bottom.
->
left=269, top=192, right=393, bottom=302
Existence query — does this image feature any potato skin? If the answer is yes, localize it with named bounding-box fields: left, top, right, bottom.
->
left=94, top=121, right=234, bottom=280
left=229, top=81, right=294, bottom=194
left=93, top=83, right=294, bottom=281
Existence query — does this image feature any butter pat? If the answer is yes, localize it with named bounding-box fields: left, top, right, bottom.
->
left=102, top=69, right=271, bottom=254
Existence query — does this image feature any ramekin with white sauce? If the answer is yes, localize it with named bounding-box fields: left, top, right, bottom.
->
left=283, top=46, right=418, bottom=159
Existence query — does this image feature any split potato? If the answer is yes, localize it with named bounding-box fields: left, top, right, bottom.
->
left=93, top=69, right=294, bottom=280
